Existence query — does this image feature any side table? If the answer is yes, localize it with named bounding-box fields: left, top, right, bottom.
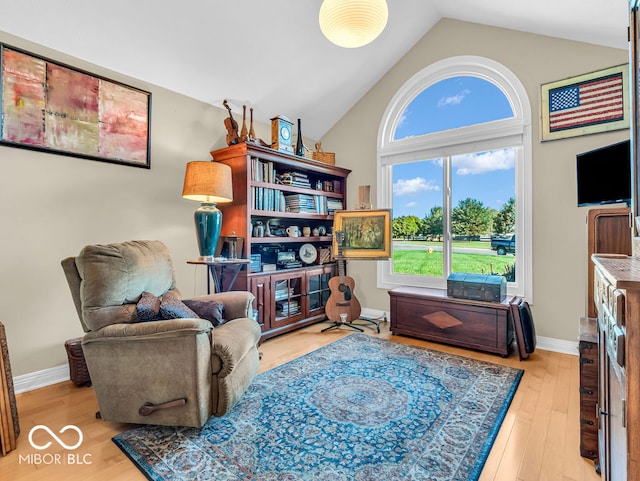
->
left=187, top=259, right=251, bottom=294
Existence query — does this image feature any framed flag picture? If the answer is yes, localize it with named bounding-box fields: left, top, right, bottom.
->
left=541, top=64, right=629, bottom=141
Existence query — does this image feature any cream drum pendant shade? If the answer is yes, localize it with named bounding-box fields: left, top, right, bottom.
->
left=319, top=0, right=389, bottom=48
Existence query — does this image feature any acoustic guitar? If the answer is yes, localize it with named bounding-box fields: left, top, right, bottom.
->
left=223, top=99, right=240, bottom=146
left=325, top=231, right=362, bottom=323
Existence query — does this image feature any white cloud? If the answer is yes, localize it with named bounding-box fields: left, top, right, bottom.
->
left=437, top=89, right=471, bottom=107
left=397, top=110, right=409, bottom=129
left=406, top=201, right=418, bottom=207
left=393, top=177, right=440, bottom=196
left=452, top=149, right=515, bottom=175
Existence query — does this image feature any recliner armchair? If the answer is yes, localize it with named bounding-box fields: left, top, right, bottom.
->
left=61, top=240, right=261, bottom=428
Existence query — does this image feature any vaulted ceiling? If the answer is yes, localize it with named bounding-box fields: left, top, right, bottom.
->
left=0, top=0, right=628, bottom=139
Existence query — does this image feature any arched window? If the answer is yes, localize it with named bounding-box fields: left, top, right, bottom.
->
left=377, top=56, right=533, bottom=300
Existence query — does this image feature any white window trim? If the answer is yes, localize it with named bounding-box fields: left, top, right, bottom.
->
left=376, top=56, right=533, bottom=302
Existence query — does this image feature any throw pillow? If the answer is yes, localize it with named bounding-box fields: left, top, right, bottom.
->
left=183, top=299, right=225, bottom=327
left=159, top=291, right=199, bottom=320
left=136, top=291, right=161, bottom=322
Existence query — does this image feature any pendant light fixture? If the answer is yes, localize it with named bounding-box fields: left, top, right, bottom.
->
left=319, top=0, right=389, bottom=49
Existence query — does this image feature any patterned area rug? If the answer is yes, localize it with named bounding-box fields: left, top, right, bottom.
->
left=113, top=334, right=523, bottom=481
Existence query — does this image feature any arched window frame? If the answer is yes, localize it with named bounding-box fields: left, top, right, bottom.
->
left=377, top=56, right=533, bottom=301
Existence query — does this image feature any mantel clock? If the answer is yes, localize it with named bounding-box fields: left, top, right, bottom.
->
left=271, top=115, right=294, bottom=154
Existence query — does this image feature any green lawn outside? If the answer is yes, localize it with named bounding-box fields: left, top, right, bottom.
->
left=392, top=249, right=515, bottom=276
left=394, top=240, right=491, bottom=250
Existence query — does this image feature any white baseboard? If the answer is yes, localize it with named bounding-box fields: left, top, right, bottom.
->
left=13, top=364, right=70, bottom=394
left=535, top=336, right=578, bottom=356
left=360, top=307, right=388, bottom=321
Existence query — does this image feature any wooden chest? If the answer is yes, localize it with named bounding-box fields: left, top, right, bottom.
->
left=578, top=317, right=599, bottom=460
left=389, top=287, right=515, bottom=356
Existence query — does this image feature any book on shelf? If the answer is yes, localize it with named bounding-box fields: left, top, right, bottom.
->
left=251, top=187, right=286, bottom=212
left=279, top=172, right=311, bottom=188
left=276, top=300, right=300, bottom=316
left=284, top=193, right=317, bottom=213
left=327, top=198, right=343, bottom=214
left=251, top=157, right=275, bottom=183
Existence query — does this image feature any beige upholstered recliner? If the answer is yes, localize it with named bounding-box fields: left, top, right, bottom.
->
left=61, top=240, right=261, bottom=428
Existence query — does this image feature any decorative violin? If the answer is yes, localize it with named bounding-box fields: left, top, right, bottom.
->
left=223, top=99, right=240, bottom=146
left=325, top=230, right=362, bottom=323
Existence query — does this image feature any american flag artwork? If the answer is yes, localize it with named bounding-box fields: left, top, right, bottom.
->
left=548, top=73, right=624, bottom=132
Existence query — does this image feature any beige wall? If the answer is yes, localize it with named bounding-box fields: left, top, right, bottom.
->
left=0, top=20, right=630, bottom=378
left=0, top=31, right=273, bottom=377
left=321, top=19, right=629, bottom=343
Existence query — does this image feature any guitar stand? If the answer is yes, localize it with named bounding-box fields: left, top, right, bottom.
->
left=322, top=313, right=365, bottom=333
left=352, top=314, right=384, bottom=333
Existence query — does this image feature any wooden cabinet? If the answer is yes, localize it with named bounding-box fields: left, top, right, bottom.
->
left=248, top=264, right=335, bottom=339
left=592, top=255, right=640, bottom=481
left=212, top=143, right=350, bottom=338
left=587, top=208, right=631, bottom=318
left=578, top=316, right=599, bottom=461
left=388, top=287, right=515, bottom=356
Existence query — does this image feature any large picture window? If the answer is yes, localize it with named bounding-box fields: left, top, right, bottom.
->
left=377, top=56, right=532, bottom=299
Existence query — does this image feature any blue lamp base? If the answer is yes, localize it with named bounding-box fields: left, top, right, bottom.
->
left=194, top=202, right=222, bottom=260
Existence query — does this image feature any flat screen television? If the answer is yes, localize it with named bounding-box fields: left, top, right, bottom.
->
left=576, top=139, right=631, bottom=207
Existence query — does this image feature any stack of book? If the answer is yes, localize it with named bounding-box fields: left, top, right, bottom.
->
left=277, top=300, right=300, bottom=317
left=285, top=194, right=317, bottom=213
left=279, top=172, right=311, bottom=188
left=327, top=198, right=344, bottom=214
left=274, top=280, right=292, bottom=300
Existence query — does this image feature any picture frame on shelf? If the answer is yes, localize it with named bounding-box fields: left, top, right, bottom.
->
left=0, top=43, right=151, bottom=168
left=332, top=209, right=392, bottom=259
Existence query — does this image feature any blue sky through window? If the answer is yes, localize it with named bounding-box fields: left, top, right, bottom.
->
left=394, top=76, right=514, bottom=139
left=392, top=76, right=516, bottom=219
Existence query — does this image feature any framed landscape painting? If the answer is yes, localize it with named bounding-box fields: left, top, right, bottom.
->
left=0, top=44, right=151, bottom=168
left=332, top=209, right=392, bottom=259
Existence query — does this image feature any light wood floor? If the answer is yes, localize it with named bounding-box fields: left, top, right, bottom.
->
left=0, top=320, right=601, bottom=481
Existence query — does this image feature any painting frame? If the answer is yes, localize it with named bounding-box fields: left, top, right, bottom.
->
left=332, top=209, right=392, bottom=259
left=0, top=43, right=151, bottom=168
left=540, top=64, right=629, bottom=141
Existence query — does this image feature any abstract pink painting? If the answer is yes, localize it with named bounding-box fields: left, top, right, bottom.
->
left=0, top=45, right=150, bottom=167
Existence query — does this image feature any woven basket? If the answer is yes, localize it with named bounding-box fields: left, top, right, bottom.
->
left=64, top=338, right=91, bottom=387
left=312, top=142, right=335, bottom=165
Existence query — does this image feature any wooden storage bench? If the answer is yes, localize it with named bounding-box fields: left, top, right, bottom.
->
left=389, top=286, right=516, bottom=356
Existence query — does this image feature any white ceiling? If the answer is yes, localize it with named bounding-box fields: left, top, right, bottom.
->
left=0, top=0, right=629, bottom=140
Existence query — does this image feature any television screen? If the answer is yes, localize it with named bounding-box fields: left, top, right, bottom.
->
left=576, top=140, right=631, bottom=207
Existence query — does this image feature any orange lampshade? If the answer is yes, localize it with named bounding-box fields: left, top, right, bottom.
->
left=182, top=161, right=233, bottom=204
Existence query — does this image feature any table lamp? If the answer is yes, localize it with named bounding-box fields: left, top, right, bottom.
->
left=182, top=161, right=233, bottom=260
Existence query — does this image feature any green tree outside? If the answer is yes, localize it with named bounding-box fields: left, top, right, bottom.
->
left=451, top=197, right=494, bottom=239
left=392, top=215, right=422, bottom=239
left=493, top=197, right=515, bottom=235
left=422, top=206, right=443, bottom=241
